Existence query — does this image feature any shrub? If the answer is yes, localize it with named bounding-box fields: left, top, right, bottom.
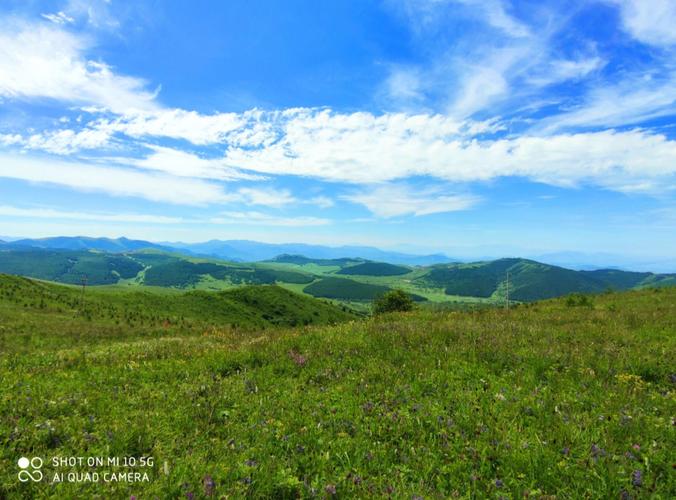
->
left=565, top=293, right=593, bottom=308
left=372, top=289, right=415, bottom=314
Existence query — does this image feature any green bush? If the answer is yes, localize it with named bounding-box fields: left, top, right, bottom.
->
left=565, top=292, right=594, bottom=308
left=372, top=289, right=415, bottom=314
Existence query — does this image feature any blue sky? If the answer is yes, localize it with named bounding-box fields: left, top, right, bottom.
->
left=0, top=0, right=675, bottom=259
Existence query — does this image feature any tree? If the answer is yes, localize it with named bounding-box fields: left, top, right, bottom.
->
left=372, top=289, right=414, bottom=315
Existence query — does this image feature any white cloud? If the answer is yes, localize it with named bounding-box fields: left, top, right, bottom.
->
left=210, top=211, right=329, bottom=226
left=610, top=0, right=676, bottom=47
left=306, top=196, right=334, bottom=209
left=0, top=205, right=183, bottom=224
left=393, top=0, right=529, bottom=38
left=457, top=0, right=530, bottom=38
left=0, top=154, right=231, bottom=205
left=41, top=12, right=75, bottom=25
left=343, top=184, right=480, bottom=218
left=528, top=57, right=605, bottom=87
left=100, top=109, right=244, bottom=145
left=538, top=72, right=676, bottom=131
left=217, top=109, right=676, bottom=193
left=0, top=20, right=157, bottom=113
left=7, top=128, right=113, bottom=155
left=126, top=145, right=263, bottom=181
left=234, top=187, right=296, bottom=207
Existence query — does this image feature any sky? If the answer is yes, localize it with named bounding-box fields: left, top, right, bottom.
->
left=0, top=0, right=675, bottom=259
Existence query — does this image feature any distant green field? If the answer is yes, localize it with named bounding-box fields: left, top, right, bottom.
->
left=336, top=261, right=411, bottom=276
left=0, top=277, right=673, bottom=498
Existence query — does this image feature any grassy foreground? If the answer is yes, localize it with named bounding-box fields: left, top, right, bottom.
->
left=0, top=280, right=674, bottom=498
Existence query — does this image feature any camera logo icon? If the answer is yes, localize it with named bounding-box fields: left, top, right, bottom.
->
left=18, top=457, right=43, bottom=482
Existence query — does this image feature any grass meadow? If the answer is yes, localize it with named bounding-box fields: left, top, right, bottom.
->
left=0, top=276, right=674, bottom=498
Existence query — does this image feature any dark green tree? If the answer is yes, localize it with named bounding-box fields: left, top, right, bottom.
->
left=372, top=289, right=415, bottom=315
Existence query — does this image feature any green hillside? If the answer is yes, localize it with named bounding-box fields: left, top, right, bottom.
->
left=0, top=274, right=354, bottom=350
left=0, top=249, right=143, bottom=285
left=420, top=258, right=676, bottom=301
left=1, top=249, right=674, bottom=304
left=304, top=277, right=391, bottom=300
left=337, top=261, right=411, bottom=276
left=143, top=261, right=313, bottom=288
left=0, top=278, right=673, bottom=498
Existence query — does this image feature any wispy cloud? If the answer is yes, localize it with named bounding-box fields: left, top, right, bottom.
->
left=0, top=154, right=231, bottom=205
left=210, top=211, right=330, bottom=226
left=0, top=205, right=183, bottom=224
left=609, top=0, right=676, bottom=47
left=0, top=20, right=157, bottom=113
left=41, top=11, right=74, bottom=25
left=343, top=184, right=480, bottom=218
left=124, top=145, right=263, bottom=181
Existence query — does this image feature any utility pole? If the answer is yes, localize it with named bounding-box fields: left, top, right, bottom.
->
left=80, top=274, right=88, bottom=310
left=505, top=270, right=510, bottom=310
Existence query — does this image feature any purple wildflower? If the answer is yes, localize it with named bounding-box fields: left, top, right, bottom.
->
left=495, top=479, right=504, bottom=488
left=561, top=447, right=570, bottom=456
left=186, top=493, right=194, bottom=500
left=591, top=443, right=606, bottom=460
left=203, top=475, right=215, bottom=496
left=632, top=470, right=642, bottom=487
left=325, top=484, right=337, bottom=495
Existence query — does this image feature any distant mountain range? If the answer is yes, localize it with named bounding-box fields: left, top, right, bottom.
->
left=1, top=236, right=674, bottom=273
left=0, top=236, right=453, bottom=266
left=1, top=241, right=675, bottom=303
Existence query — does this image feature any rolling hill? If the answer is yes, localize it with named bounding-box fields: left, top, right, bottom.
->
left=419, top=258, right=676, bottom=301
left=0, top=249, right=144, bottom=285
left=304, top=277, right=427, bottom=302
left=0, top=274, right=355, bottom=339
left=1, top=248, right=674, bottom=304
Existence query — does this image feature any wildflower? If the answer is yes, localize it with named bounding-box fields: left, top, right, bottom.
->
left=186, top=493, right=194, bottom=500
left=561, top=447, right=570, bottom=456
left=495, top=479, right=504, bottom=488
left=245, top=459, right=257, bottom=467
left=619, top=491, right=632, bottom=500
left=632, top=470, right=642, bottom=487
left=288, top=349, right=307, bottom=367
left=632, top=444, right=640, bottom=451
left=325, top=484, right=337, bottom=495
left=591, top=443, right=606, bottom=459
left=203, top=475, right=215, bottom=496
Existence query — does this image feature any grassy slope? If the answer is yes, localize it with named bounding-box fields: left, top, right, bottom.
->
left=1, top=281, right=674, bottom=498
left=0, top=275, right=354, bottom=351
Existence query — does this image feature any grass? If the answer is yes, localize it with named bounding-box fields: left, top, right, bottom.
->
left=0, top=277, right=674, bottom=498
